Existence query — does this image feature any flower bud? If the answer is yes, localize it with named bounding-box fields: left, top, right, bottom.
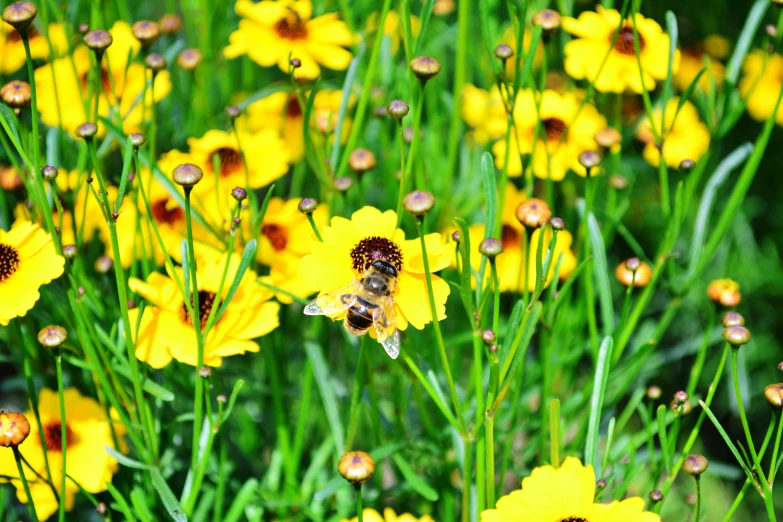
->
left=549, top=217, right=565, bottom=231
left=333, top=176, right=353, bottom=192
left=338, top=451, right=375, bottom=486
left=290, top=57, right=302, bottom=69
left=159, top=13, right=182, bottom=35
left=481, top=330, right=496, bottom=345
left=516, top=198, right=551, bottom=228
left=41, top=165, right=58, bottom=182
left=37, top=325, right=68, bottom=348
left=494, top=44, right=514, bottom=61
left=132, top=20, right=159, bottom=46
left=0, top=411, right=30, bottom=447
left=84, top=30, right=113, bottom=53
left=778, top=361, right=783, bottom=371
left=721, top=311, right=745, bottom=328
left=609, top=175, right=628, bottom=190
left=177, top=48, right=202, bottom=71
left=298, top=197, right=319, bottom=215
left=172, top=163, right=203, bottom=188
left=409, top=56, right=441, bottom=82
left=647, top=385, right=662, bottom=400
left=479, top=238, right=504, bottom=258
left=679, top=159, right=695, bottom=171
left=129, top=133, right=147, bottom=149
left=671, top=397, right=693, bottom=416
left=231, top=186, right=247, bottom=202
left=532, top=9, right=561, bottom=36
left=145, top=53, right=167, bottom=73
left=674, top=390, right=689, bottom=403
left=62, top=244, right=78, bottom=260
left=615, top=259, right=652, bottom=287
left=349, top=149, right=376, bottom=174
left=198, top=366, right=211, bottom=378
left=77, top=23, right=89, bottom=35
left=76, top=122, right=98, bottom=140
left=596, top=479, right=607, bottom=490
left=723, top=325, right=751, bottom=346
left=95, top=503, right=107, bottom=515
left=578, top=150, right=602, bottom=171
left=649, top=490, right=663, bottom=503
left=403, top=190, right=435, bottom=216
left=451, top=230, right=460, bottom=243
left=94, top=255, right=113, bottom=273
left=2, top=2, right=37, bottom=30
left=594, top=127, right=622, bottom=151
left=217, top=394, right=227, bottom=403
left=387, top=99, right=409, bottom=119
left=1, top=80, right=31, bottom=108
left=766, top=24, right=778, bottom=38
left=764, top=383, right=783, bottom=411
left=707, top=279, right=741, bottom=307
left=225, top=105, right=241, bottom=121
left=682, top=455, right=709, bottom=476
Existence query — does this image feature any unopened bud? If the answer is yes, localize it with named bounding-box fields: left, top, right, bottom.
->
left=298, top=197, right=318, bottom=215
left=479, top=238, right=504, bottom=259
left=172, top=163, right=203, bottom=188
left=338, top=451, right=375, bottom=486
left=402, top=190, right=435, bottom=216
left=494, top=44, right=514, bottom=61
left=1, top=2, right=37, bottom=31
left=0, top=411, right=31, bottom=447
left=387, top=99, right=409, bottom=119
left=62, top=244, right=78, bottom=260
left=409, top=56, right=441, bottom=83
left=481, top=330, right=496, bottom=345
left=132, top=20, right=159, bottom=46
left=723, top=325, right=751, bottom=347
left=41, top=165, right=58, bottom=182
left=721, top=311, right=745, bottom=328
left=682, top=455, right=709, bottom=476
left=231, top=186, right=247, bottom=201
left=764, top=383, right=783, bottom=411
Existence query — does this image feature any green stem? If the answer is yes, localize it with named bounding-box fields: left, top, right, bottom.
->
left=354, top=485, right=364, bottom=522
left=394, top=121, right=407, bottom=223
left=12, top=446, right=39, bottom=522
left=694, top=476, right=701, bottom=522
left=306, top=213, right=323, bottom=242
left=346, top=336, right=368, bottom=450
left=461, top=438, right=473, bottom=522
left=55, top=354, right=66, bottom=522
left=771, top=412, right=782, bottom=483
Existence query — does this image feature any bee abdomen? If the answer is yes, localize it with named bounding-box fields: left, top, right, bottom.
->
left=345, top=310, right=373, bottom=334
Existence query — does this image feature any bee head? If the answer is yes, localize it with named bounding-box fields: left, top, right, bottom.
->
left=371, top=259, right=398, bottom=278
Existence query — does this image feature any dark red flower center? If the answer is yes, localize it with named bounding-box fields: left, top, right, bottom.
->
left=542, top=117, right=567, bottom=141
left=613, top=26, right=644, bottom=55
left=287, top=95, right=303, bottom=117
left=0, top=243, right=20, bottom=282
left=500, top=224, right=521, bottom=249
left=80, top=68, right=114, bottom=99
left=43, top=421, right=75, bottom=451
left=262, top=223, right=288, bottom=252
left=150, top=198, right=184, bottom=225
left=180, top=290, right=220, bottom=330
left=6, top=25, right=40, bottom=44
left=206, top=147, right=244, bottom=178
left=274, top=14, right=308, bottom=41
left=350, top=236, right=403, bottom=273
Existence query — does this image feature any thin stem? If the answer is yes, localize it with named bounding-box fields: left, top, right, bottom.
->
left=55, top=354, right=67, bottom=522
left=771, top=412, right=782, bottom=483
left=394, top=121, right=407, bottom=223
left=13, top=446, right=39, bottom=522
left=306, top=213, right=323, bottom=242
left=345, top=336, right=368, bottom=450
left=694, top=476, right=702, bottom=522
left=461, top=438, right=473, bottom=522
left=354, top=485, right=364, bottom=522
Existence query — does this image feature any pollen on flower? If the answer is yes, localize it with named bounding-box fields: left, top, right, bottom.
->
left=350, top=236, right=403, bottom=273
left=150, top=199, right=184, bottom=225
left=180, top=290, right=220, bottom=329
left=558, top=518, right=588, bottom=522
left=206, top=147, right=244, bottom=177
left=43, top=421, right=75, bottom=451
left=613, top=26, right=644, bottom=55
left=274, top=16, right=308, bottom=40
left=543, top=117, right=567, bottom=141
left=262, top=223, right=289, bottom=251
left=501, top=224, right=521, bottom=249
left=0, top=243, right=20, bottom=282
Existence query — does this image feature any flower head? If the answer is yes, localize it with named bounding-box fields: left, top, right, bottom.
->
left=341, top=508, right=435, bottom=522
left=707, top=278, right=741, bottom=307
left=0, top=411, right=30, bottom=447
left=482, top=456, right=661, bottom=522
left=636, top=98, right=710, bottom=168
left=0, top=21, right=67, bottom=74
left=563, top=7, right=678, bottom=93
left=615, top=259, right=652, bottom=287
left=0, top=219, right=64, bottom=326
left=300, top=206, right=452, bottom=331
left=337, top=451, right=375, bottom=485
left=674, top=38, right=727, bottom=93
left=224, top=0, right=353, bottom=79
left=740, top=50, right=783, bottom=125
left=460, top=84, right=510, bottom=145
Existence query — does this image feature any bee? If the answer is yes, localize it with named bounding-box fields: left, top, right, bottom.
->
left=304, top=259, right=401, bottom=359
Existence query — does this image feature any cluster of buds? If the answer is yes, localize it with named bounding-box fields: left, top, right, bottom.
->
left=671, top=390, right=692, bottom=417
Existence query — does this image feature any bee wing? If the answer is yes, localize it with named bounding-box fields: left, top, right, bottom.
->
left=304, top=281, right=361, bottom=316
left=372, top=298, right=400, bottom=359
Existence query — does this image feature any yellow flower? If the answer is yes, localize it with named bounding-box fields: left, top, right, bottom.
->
left=242, top=89, right=352, bottom=162
left=460, top=84, right=509, bottom=145
left=636, top=98, right=710, bottom=168
left=563, top=7, right=678, bottom=93
left=674, top=42, right=726, bottom=93
left=740, top=50, right=783, bottom=125
left=366, top=10, right=421, bottom=55
left=34, top=21, right=171, bottom=136
left=0, top=388, right=125, bottom=521
left=499, top=26, right=544, bottom=79
left=707, top=278, right=741, bottom=307
left=0, top=219, right=64, bottom=326
left=0, top=22, right=67, bottom=74
left=492, top=89, right=607, bottom=180
left=129, top=259, right=280, bottom=368
left=184, top=129, right=290, bottom=191
left=341, top=508, right=435, bottom=522
left=481, top=457, right=660, bottom=522
left=299, top=206, right=452, bottom=331
left=459, top=184, right=576, bottom=293
left=225, top=0, right=354, bottom=79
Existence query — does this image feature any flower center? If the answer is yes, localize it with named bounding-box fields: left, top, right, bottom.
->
left=180, top=290, right=220, bottom=330
left=613, top=26, right=644, bottom=55
left=262, top=223, right=288, bottom=252
left=150, top=198, right=184, bottom=225
left=500, top=224, right=521, bottom=249
left=6, top=26, right=40, bottom=44
left=542, top=117, right=566, bottom=141
left=0, top=243, right=20, bottom=282
left=350, top=236, right=403, bottom=273
left=80, top=68, right=114, bottom=99
left=274, top=14, right=308, bottom=41
left=558, top=518, right=588, bottom=522
left=287, top=95, right=302, bottom=117
left=43, top=421, right=75, bottom=451
left=206, top=147, right=244, bottom=178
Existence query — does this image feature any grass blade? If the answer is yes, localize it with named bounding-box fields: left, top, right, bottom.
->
left=304, top=339, right=345, bottom=453
left=213, top=239, right=258, bottom=324
left=150, top=467, right=188, bottom=521
left=588, top=212, right=614, bottom=335
left=725, top=0, right=769, bottom=85
left=392, top=454, right=439, bottom=501
left=585, top=337, right=613, bottom=467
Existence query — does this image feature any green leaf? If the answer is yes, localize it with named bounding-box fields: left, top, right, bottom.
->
left=502, top=299, right=525, bottom=361
left=114, top=137, right=134, bottom=213
left=656, top=404, right=671, bottom=468
left=481, top=152, right=498, bottom=240
left=330, top=51, right=364, bottom=169
left=699, top=400, right=751, bottom=476
left=221, top=379, right=246, bottom=422
left=304, top=339, right=345, bottom=454
left=105, top=445, right=151, bottom=470
left=252, top=184, right=276, bottom=240
left=725, top=0, right=769, bottom=84
left=213, top=240, right=258, bottom=324
left=0, top=103, right=21, bottom=148
left=413, top=0, right=437, bottom=56
left=223, top=478, right=259, bottom=522
left=588, top=212, right=614, bottom=335
left=107, top=481, right=137, bottom=521
left=130, top=487, right=154, bottom=522
left=499, top=302, right=541, bottom=386
left=112, top=363, right=175, bottom=401
left=584, top=337, right=613, bottom=467
left=150, top=467, right=188, bottom=521
left=392, top=454, right=439, bottom=501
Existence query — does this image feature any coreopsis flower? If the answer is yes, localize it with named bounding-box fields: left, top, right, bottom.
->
left=366, top=10, right=420, bottom=55
left=34, top=21, right=171, bottom=136
left=458, top=184, right=576, bottom=293
left=740, top=50, right=783, bottom=125
left=0, top=219, right=64, bottom=326
left=492, top=89, right=608, bottom=180
left=674, top=38, right=728, bottom=92
left=0, top=389, right=126, bottom=521
left=635, top=99, right=710, bottom=168
left=129, top=260, right=280, bottom=368
left=299, top=206, right=452, bottom=331
left=224, top=0, right=353, bottom=79
left=341, top=508, right=435, bottom=522
left=562, top=7, right=678, bottom=93
left=707, top=278, right=741, bottom=307
left=0, top=21, right=67, bottom=74
left=482, top=457, right=661, bottom=522
left=184, top=129, right=290, bottom=191
left=460, top=84, right=509, bottom=145
left=242, top=89, right=353, bottom=162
